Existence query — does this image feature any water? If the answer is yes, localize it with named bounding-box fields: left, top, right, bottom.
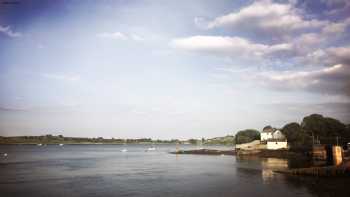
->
left=0, top=144, right=349, bottom=197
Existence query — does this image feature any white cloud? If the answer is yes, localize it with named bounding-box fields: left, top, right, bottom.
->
left=205, top=0, right=325, bottom=34
left=0, top=106, right=29, bottom=112
left=41, top=73, right=81, bottom=81
left=321, top=0, right=349, bottom=6
left=184, top=1, right=350, bottom=67
left=97, top=32, right=145, bottom=41
left=302, top=47, right=350, bottom=67
left=326, top=47, right=350, bottom=65
left=321, top=21, right=348, bottom=35
left=182, top=14, right=350, bottom=66
left=256, top=64, right=350, bottom=95
left=130, top=34, right=145, bottom=41
left=321, top=0, right=350, bottom=15
left=171, top=35, right=293, bottom=59
left=201, top=0, right=350, bottom=43
left=194, top=16, right=208, bottom=29
left=0, top=25, right=22, bottom=38
left=96, top=32, right=127, bottom=40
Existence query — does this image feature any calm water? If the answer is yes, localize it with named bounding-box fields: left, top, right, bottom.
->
left=0, top=144, right=349, bottom=197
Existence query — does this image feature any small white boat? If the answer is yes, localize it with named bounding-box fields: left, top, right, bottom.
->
left=59, top=144, right=64, bottom=146
left=3, top=153, right=7, bottom=157
left=147, top=147, right=156, bottom=151
left=37, top=144, right=42, bottom=146
left=121, top=148, right=128, bottom=152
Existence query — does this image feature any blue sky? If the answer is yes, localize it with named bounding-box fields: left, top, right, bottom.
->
left=0, top=0, right=349, bottom=139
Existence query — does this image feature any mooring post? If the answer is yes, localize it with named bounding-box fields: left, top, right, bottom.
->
left=332, top=145, right=343, bottom=166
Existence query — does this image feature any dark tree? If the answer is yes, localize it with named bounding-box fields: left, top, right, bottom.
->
left=188, top=139, right=197, bottom=144
left=281, top=122, right=312, bottom=150
left=301, top=114, right=349, bottom=145
left=235, top=129, right=260, bottom=144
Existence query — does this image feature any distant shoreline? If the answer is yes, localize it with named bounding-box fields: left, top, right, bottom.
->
left=0, top=135, right=235, bottom=146
left=0, top=142, right=183, bottom=145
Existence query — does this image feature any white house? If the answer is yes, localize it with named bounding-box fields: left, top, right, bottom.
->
left=261, top=132, right=273, bottom=141
left=261, top=127, right=288, bottom=150
left=261, top=126, right=274, bottom=141
left=261, top=127, right=286, bottom=142
left=272, top=130, right=286, bottom=140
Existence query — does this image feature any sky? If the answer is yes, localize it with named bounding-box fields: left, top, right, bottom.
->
left=0, top=0, right=350, bottom=139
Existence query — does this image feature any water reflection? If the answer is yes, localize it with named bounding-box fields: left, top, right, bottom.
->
left=261, top=158, right=288, bottom=182
left=236, top=156, right=350, bottom=197
left=235, top=156, right=290, bottom=183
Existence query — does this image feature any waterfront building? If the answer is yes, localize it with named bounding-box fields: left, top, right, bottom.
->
left=261, top=126, right=288, bottom=150
left=261, top=126, right=274, bottom=141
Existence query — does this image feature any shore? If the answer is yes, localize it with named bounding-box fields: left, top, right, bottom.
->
left=170, top=149, right=236, bottom=155
left=237, top=149, right=309, bottom=159
left=171, top=148, right=306, bottom=158
left=0, top=142, right=179, bottom=145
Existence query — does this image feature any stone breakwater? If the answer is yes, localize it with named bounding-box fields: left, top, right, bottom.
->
left=170, top=149, right=236, bottom=155
left=171, top=149, right=303, bottom=157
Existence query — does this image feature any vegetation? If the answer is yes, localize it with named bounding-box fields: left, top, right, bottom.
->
left=281, top=122, right=312, bottom=150
left=0, top=135, right=183, bottom=144
left=1, top=114, right=349, bottom=148
left=187, top=139, right=198, bottom=145
left=262, top=125, right=273, bottom=132
left=234, top=114, right=350, bottom=150
left=301, top=114, right=349, bottom=140
left=204, top=135, right=234, bottom=145
left=0, top=135, right=233, bottom=145
left=281, top=114, right=350, bottom=149
left=235, top=129, right=260, bottom=144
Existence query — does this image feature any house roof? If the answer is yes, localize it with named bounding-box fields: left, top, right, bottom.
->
left=261, top=128, right=275, bottom=133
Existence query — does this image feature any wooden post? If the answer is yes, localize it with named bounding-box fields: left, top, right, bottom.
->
left=332, top=146, right=343, bottom=166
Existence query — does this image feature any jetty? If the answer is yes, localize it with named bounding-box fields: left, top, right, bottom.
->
left=171, top=149, right=235, bottom=155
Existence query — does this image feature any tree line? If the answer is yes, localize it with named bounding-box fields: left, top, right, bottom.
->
left=234, top=114, right=350, bottom=150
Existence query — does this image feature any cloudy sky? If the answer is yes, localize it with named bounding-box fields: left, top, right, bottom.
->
left=0, top=0, right=349, bottom=139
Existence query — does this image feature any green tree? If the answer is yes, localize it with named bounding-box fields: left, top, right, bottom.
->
left=301, top=114, right=348, bottom=144
left=281, top=122, right=312, bottom=150
left=188, top=139, right=197, bottom=144
left=263, top=125, right=273, bottom=132
left=235, top=129, right=260, bottom=144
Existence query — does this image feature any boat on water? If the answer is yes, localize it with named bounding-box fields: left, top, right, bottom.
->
left=59, top=144, right=64, bottom=146
left=37, top=144, right=42, bottom=146
left=121, top=139, right=128, bottom=152
left=146, top=146, right=156, bottom=151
